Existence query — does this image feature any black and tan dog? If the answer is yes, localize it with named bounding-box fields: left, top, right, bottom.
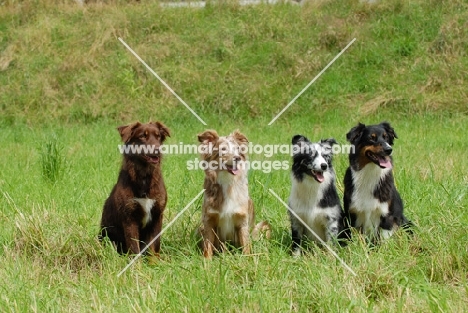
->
left=343, top=122, right=411, bottom=241
left=100, top=121, right=170, bottom=256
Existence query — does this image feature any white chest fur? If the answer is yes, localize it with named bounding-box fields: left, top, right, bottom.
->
left=289, top=174, right=329, bottom=212
left=134, top=198, right=155, bottom=228
left=350, top=164, right=391, bottom=236
left=289, top=173, right=341, bottom=242
left=214, top=171, right=250, bottom=242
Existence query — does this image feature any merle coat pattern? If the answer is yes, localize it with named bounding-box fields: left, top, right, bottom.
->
left=288, top=135, right=343, bottom=256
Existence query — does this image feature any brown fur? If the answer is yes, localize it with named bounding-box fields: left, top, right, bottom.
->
left=99, top=121, right=170, bottom=256
left=197, top=129, right=270, bottom=258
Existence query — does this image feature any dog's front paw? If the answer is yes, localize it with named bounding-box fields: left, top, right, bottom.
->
left=292, top=247, right=301, bottom=258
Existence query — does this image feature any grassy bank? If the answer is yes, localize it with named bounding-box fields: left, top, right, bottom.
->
left=1, top=0, right=467, bottom=125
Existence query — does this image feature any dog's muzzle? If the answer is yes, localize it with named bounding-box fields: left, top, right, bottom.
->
left=382, top=142, right=392, bottom=156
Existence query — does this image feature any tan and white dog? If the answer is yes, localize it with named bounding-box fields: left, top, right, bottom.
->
left=197, top=129, right=269, bottom=259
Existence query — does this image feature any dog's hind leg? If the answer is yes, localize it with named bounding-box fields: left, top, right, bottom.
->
left=251, top=221, right=272, bottom=240
left=401, top=217, right=414, bottom=235
left=340, top=211, right=356, bottom=241
left=325, top=215, right=340, bottom=244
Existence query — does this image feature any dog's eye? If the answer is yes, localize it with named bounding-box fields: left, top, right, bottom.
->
left=383, top=133, right=388, bottom=140
left=369, top=134, right=377, bottom=142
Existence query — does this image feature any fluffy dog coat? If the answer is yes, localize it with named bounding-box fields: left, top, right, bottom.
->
left=100, top=121, right=170, bottom=256
left=197, top=129, right=268, bottom=258
left=343, top=122, right=410, bottom=241
left=288, top=136, right=343, bottom=256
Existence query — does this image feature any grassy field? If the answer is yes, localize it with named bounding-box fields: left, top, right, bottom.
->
left=1, top=0, right=467, bottom=312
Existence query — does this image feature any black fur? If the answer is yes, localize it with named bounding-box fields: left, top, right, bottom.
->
left=318, top=182, right=341, bottom=208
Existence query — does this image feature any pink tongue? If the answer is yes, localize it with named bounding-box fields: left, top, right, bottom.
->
left=315, top=171, right=324, bottom=183
left=379, top=157, right=392, bottom=169
left=147, top=156, right=159, bottom=164
left=228, top=164, right=239, bottom=175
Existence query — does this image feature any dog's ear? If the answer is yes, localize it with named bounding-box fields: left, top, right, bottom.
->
left=291, top=135, right=310, bottom=156
left=346, top=123, right=366, bottom=144
left=381, top=121, right=397, bottom=144
left=153, top=121, right=171, bottom=142
left=198, top=130, right=219, bottom=144
left=231, top=130, right=248, bottom=146
left=320, top=138, right=338, bottom=148
left=321, top=138, right=338, bottom=147
left=292, top=135, right=309, bottom=145
left=320, top=138, right=338, bottom=155
left=117, top=122, right=142, bottom=143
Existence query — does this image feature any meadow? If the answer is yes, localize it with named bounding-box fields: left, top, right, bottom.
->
left=0, top=0, right=467, bottom=311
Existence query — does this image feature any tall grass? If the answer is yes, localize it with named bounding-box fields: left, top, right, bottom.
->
left=39, top=135, right=65, bottom=183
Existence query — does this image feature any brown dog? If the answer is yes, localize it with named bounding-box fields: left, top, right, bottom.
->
left=197, top=129, right=270, bottom=259
left=99, top=121, right=170, bottom=256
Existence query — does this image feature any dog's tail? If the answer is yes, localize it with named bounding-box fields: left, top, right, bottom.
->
left=251, top=221, right=271, bottom=240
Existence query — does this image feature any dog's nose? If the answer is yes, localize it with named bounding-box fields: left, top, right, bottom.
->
left=320, top=163, right=328, bottom=171
left=233, top=156, right=241, bottom=162
left=382, top=143, right=393, bottom=155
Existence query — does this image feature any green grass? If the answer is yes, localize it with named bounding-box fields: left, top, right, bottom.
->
left=1, top=115, right=467, bottom=312
left=0, top=0, right=467, bottom=311
left=39, top=134, right=65, bottom=183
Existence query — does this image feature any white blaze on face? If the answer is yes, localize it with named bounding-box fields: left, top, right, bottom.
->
left=219, top=138, right=241, bottom=158
left=228, top=139, right=241, bottom=159
left=218, top=137, right=243, bottom=175
left=311, top=144, right=328, bottom=171
left=308, top=144, right=328, bottom=182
